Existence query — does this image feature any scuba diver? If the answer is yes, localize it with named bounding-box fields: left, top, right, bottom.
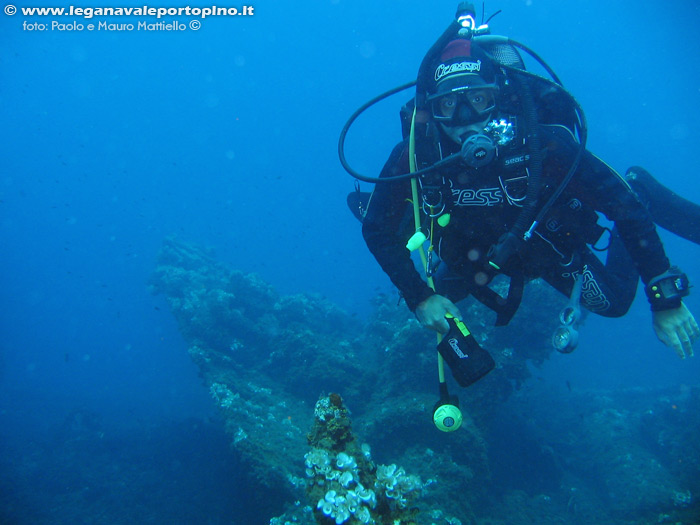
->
left=341, top=4, right=699, bottom=365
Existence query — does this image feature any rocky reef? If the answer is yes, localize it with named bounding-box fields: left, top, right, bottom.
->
left=150, top=238, right=700, bottom=524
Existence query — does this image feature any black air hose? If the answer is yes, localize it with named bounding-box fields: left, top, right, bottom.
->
left=512, top=72, right=542, bottom=237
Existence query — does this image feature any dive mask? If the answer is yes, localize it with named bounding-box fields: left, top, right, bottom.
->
left=428, top=85, right=498, bottom=127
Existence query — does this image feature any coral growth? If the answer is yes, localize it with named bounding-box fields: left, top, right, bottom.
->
left=305, top=394, right=426, bottom=525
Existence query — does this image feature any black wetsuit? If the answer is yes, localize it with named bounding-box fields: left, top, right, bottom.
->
left=627, top=166, right=700, bottom=245
left=362, top=124, right=673, bottom=319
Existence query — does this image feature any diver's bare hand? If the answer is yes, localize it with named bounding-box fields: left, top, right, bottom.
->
left=652, top=302, right=700, bottom=358
left=416, top=294, right=462, bottom=334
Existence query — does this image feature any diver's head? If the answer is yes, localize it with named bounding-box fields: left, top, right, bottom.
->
left=426, top=39, right=499, bottom=144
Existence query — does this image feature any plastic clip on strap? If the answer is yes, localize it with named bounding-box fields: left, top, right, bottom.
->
left=406, top=231, right=427, bottom=252
left=645, top=266, right=690, bottom=311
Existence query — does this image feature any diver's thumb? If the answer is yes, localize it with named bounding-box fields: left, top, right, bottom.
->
left=445, top=301, right=462, bottom=322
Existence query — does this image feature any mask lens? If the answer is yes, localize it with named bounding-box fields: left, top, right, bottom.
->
left=469, top=90, right=495, bottom=113
left=437, top=94, right=458, bottom=118
left=431, top=88, right=496, bottom=126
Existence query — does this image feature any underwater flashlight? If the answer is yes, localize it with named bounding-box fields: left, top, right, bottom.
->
left=433, top=380, right=463, bottom=432
left=433, top=403, right=463, bottom=432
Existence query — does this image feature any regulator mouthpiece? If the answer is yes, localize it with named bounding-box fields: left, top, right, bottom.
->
left=459, top=119, right=515, bottom=169
left=461, top=133, right=496, bottom=168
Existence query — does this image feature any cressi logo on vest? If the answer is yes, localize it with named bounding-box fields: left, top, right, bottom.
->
left=452, top=187, right=504, bottom=206
left=435, top=60, right=481, bottom=81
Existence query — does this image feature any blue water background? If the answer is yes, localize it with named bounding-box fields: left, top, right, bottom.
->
left=2, top=0, right=700, bottom=520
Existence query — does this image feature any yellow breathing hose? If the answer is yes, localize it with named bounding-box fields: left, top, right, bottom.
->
left=407, top=108, right=447, bottom=384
